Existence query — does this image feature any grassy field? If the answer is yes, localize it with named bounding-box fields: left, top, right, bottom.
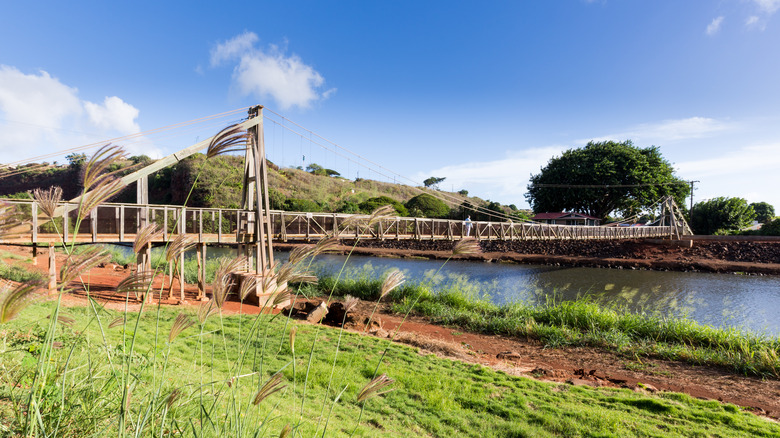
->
left=1, top=301, right=778, bottom=437
left=309, top=271, right=780, bottom=378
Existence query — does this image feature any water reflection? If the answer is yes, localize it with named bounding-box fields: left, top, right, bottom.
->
left=306, top=252, right=780, bottom=336
left=115, top=245, right=780, bottom=336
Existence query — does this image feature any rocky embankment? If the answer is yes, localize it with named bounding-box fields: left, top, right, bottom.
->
left=320, top=238, right=780, bottom=275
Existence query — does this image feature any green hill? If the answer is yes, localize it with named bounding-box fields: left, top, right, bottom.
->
left=0, top=154, right=529, bottom=220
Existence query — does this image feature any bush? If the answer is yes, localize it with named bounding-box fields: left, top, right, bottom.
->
left=359, top=196, right=408, bottom=216
left=690, top=197, right=755, bottom=235
left=283, top=198, right=322, bottom=212
left=405, top=194, right=449, bottom=218
left=760, top=217, right=780, bottom=236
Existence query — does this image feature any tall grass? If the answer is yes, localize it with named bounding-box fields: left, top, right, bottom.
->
left=0, top=140, right=406, bottom=436
left=306, top=269, right=780, bottom=378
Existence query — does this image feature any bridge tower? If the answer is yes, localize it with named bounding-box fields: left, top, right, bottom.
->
left=241, top=105, right=275, bottom=274
left=659, top=196, right=693, bottom=238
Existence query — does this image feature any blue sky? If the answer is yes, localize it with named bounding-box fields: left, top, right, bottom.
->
left=1, top=0, right=779, bottom=211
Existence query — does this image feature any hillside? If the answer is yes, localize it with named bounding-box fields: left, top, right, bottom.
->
left=0, top=154, right=529, bottom=220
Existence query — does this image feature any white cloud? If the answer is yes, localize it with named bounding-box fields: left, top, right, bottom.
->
left=746, top=15, right=760, bottom=26
left=676, top=143, right=780, bottom=178
left=0, top=65, right=82, bottom=128
left=210, top=32, right=335, bottom=110
left=676, top=142, right=780, bottom=207
left=706, top=16, right=725, bottom=35
left=580, top=117, right=733, bottom=145
left=416, top=146, right=566, bottom=206
left=0, top=65, right=153, bottom=164
left=210, top=32, right=259, bottom=67
left=753, top=0, right=780, bottom=14
left=84, top=96, right=140, bottom=134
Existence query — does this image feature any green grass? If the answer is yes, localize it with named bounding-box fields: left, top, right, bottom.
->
left=1, top=301, right=777, bottom=437
left=306, top=272, right=780, bottom=378
left=0, top=260, right=45, bottom=283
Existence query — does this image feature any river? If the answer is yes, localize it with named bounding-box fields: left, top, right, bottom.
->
left=116, top=244, right=780, bottom=336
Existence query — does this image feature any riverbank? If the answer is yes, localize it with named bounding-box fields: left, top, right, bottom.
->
left=4, top=244, right=780, bottom=421
left=275, top=238, right=780, bottom=275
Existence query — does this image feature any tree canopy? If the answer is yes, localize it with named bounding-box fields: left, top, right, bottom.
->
left=749, top=202, right=775, bottom=224
left=690, top=197, right=755, bottom=235
left=423, top=176, right=446, bottom=190
left=526, top=140, right=689, bottom=220
left=306, top=163, right=341, bottom=177
left=405, top=193, right=449, bottom=218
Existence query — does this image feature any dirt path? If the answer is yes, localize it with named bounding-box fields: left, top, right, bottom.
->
left=3, top=243, right=780, bottom=420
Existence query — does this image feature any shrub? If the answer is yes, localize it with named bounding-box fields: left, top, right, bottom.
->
left=284, top=198, right=322, bottom=212
left=760, top=217, right=780, bottom=236
left=359, top=196, right=408, bottom=216
left=690, top=197, right=755, bottom=235
left=405, top=194, right=449, bottom=218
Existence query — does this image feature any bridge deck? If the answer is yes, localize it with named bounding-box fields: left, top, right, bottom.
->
left=0, top=200, right=675, bottom=245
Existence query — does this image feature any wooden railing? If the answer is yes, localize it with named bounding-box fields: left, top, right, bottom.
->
left=0, top=199, right=676, bottom=244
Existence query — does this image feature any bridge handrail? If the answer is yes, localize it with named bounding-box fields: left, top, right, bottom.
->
left=0, top=198, right=676, bottom=244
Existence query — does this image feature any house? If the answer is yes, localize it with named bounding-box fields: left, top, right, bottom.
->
left=530, top=212, right=601, bottom=226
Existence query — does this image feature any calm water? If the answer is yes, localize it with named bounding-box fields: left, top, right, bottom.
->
left=115, top=244, right=780, bottom=336
left=305, top=253, right=780, bottom=337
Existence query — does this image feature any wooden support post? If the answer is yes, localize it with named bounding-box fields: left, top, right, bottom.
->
left=115, top=207, right=120, bottom=236
left=31, top=244, right=38, bottom=266
left=164, top=261, right=172, bottom=300
left=63, top=208, right=69, bottom=243
left=163, top=206, right=168, bottom=241
left=199, top=209, right=203, bottom=242
left=31, top=203, right=38, bottom=243
left=48, top=243, right=56, bottom=293
left=119, top=205, right=125, bottom=241
left=218, top=210, right=222, bottom=243
left=196, top=243, right=206, bottom=300
left=179, top=246, right=185, bottom=302
left=179, top=207, right=185, bottom=235
left=91, top=208, right=97, bottom=242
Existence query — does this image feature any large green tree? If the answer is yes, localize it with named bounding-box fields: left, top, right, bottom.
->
left=526, top=140, right=689, bottom=219
left=749, top=202, right=775, bottom=224
left=690, top=197, right=755, bottom=235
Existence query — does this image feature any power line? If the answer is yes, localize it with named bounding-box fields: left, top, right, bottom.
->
left=263, top=112, right=531, bottom=223
left=530, top=182, right=689, bottom=188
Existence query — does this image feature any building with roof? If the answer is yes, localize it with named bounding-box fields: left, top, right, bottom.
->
left=530, top=212, right=601, bottom=226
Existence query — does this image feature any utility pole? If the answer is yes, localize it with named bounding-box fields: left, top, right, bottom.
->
left=689, top=180, right=699, bottom=212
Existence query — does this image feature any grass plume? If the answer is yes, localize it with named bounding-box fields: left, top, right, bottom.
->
left=0, top=279, right=42, bottom=323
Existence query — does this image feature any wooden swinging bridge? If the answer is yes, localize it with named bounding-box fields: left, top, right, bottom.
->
left=0, top=105, right=691, bottom=305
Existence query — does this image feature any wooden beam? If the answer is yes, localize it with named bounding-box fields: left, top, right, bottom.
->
left=53, top=116, right=262, bottom=217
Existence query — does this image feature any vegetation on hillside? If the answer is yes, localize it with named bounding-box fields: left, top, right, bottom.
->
left=0, top=153, right=529, bottom=221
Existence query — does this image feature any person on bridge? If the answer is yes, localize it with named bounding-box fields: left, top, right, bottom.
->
left=464, top=215, right=472, bottom=237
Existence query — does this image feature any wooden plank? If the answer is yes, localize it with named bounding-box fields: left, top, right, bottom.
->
left=48, top=244, right=56, bottom=293
left=199, top=209, right=203, bottom=242
left=163, top=206, right=168, bottom=241
left=63, top=208, right=69, bottom=243
left=31, top=203, right=37, bottom=243
left=119, top=205, right=125, bottom=241
left=91, top=208, right=97, bottom=242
